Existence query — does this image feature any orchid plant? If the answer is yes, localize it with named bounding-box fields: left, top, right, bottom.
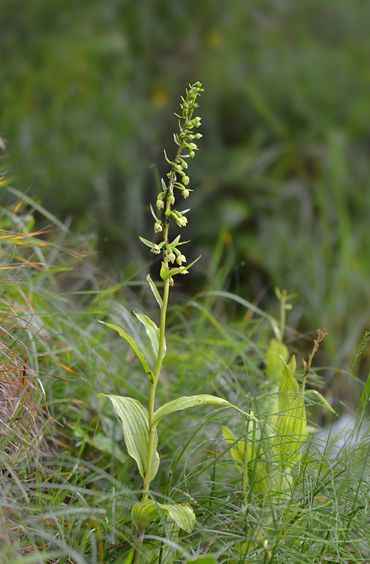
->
left=98, top=83, right=252, bottom=562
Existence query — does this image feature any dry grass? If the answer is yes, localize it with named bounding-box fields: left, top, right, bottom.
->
left=0, top=339, right=54, bottom=457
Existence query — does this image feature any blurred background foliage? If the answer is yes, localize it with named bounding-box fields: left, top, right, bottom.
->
left=1, top=0, right=370, bottom=374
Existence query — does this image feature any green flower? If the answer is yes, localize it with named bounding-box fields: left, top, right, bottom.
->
left=176, top=254, right=186, bottom=265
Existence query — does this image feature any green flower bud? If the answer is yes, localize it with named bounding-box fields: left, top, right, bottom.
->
left=189, top=151, right=195, bottom=158
left=182, top=176, right=190, bottom=185
left=168, top=251, right=176, bottom=263
left=154, top=222, right=163, bottom=233
left=156, top=199, right=164, bottom=210
left=182, top=189, right=190, bottom=198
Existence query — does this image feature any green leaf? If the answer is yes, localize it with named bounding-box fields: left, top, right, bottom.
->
left=273, top=357, right=307, bottom=466
left=273, top=354, right=308, bottom=466
left=183, top=255, right=201, bottom=271
left=97, top=394, right=159, bottom=481
left=134, top=312, right=166, bottom=360
left=164, top=503, right=195, bottom=533
left=147, top=274, right=163, bottom=308
left=251, top=459, right=274, bottom=497
left=186, top=557, right=219, bottom=564
left=153, top=394, right=253, bottom=427
left=360, top=368, right=370, bottom=408
left=222, top=426, right=248, bottom=467
left=122, top=548, right=135, bottom=564
left=222, top=426, right=272, bottom=495
left=274, top=397, right=307, bottom=466
left=131, top=500, right=160, bottom=528
left=160, top=262, right=171, bottom=281
left=99, top=321, right=154, bottom=382
left=304, top=389, right=337, bottom=415
left=277, top=354, right=298, bottom=413
left=131, top=500, right=195, bottom=533
left=163, top=149, right=175, bottom=166
left=139, top=236, right=156, bottom=249
left=72, top=427, right=126, bottom=463
left=266, top=339, right=289, bottom=381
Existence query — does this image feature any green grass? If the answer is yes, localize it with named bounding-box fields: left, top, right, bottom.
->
left=2, top=0, right=370, bottom=373
left=1, top=177, right=370, bottom=563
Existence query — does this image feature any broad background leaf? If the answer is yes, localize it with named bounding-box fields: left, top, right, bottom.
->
left=266, top=339, right=289, bottom=381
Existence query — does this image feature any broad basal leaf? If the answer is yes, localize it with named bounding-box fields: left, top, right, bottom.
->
left=277, top=354, right=298, bottom=413
left=274, top=399, right=307, bottom=467
left=222, top=426, right=272, bottom=497
left=273, top=354, right=307, bottom=466
left=99, top=321, right=154, bottom=382
left=97, top=394, right=159, bottom=481
left=131, top=500, right=195, bottom=533
left=222, top=426, right=252, bottom=468
left=164, top=502, right=195, bottom=533
left=153, top=394, right=254, bottom=427
left=134, top=312, right=166, bottom=360
left=266, top=339, right=289, bottom=381
left=251, top=460, right=271, bottom=497
left=131, top=500, right=160, bottom=528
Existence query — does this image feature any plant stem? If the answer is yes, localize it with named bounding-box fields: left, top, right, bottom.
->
left=141, top=278, right=170, bottom=500
left=279, top=289, right=287, bottom=344
left=133, top=83, right=203, bottom=563
left=134, top=279, right=170, bottom=563
left=242, top=420, right=249, bottom=497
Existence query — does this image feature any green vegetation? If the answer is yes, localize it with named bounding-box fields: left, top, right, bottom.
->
left=1, top=82, right=370, bottom=563
left=2, top=0, right=370, bottom=370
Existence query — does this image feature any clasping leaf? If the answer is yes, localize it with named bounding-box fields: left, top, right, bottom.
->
left=131, top=500, right=195, bottom=533
left=134, top=312, right=166, bottom=360
left=97, top=394, right=159, bottom=481
left=153, top=394, right=257, bottom=427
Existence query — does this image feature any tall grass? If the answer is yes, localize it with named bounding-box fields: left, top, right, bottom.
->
left=2, top=0, right=370, bottom=372
left=0, top=176, right=140, bottom=563
left=1, top=156, right=370, bottom=562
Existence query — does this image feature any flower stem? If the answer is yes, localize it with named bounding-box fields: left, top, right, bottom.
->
left=133, top=279, right=170, bottom=563
left=133, top=83, right=203, bottom=563
left=141, top=278, right=170, bottom=500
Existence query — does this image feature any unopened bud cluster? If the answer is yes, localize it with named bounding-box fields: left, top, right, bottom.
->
left=140, top=82, right=203, bottom=285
